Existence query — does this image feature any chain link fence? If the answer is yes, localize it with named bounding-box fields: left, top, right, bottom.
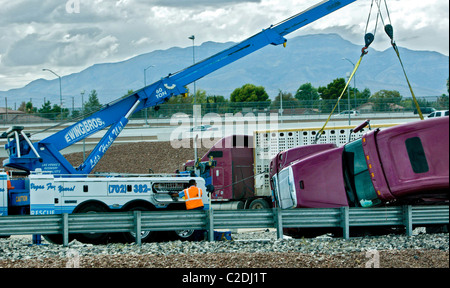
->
left=2, top=96, right=448, bottom=125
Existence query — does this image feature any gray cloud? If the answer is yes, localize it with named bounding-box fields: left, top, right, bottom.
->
left=0, top=0, right=448, bottom=91
left=3, top=34, right=54, bottom=66
left=0, top=1, right=57, bottom=24
left=1, top=24, right=119, bottom=69
left=66, top=27, right=103, bottom=39
left=149, top=0, right=261, bottom=8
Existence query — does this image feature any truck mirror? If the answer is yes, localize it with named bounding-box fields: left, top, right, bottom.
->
left=352, top=120, right=371, bottom=133
left=206, top=184, right=215, bottom=193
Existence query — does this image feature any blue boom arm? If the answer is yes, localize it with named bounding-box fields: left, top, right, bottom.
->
left=3, top=0, right=356, bottom=175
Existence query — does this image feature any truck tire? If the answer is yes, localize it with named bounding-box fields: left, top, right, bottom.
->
left=43, top=234, right=75, bottom=245
left=171, top=229, right=198, bottom=241
left=426, top=224, right=449, bottom=234
left=72, top=202, right=110, bottom=244
left=248, top=198, right=270, bottom=209
left=122, top=206, right=156, bottom=243
left=284, top=227, right=340, bottom=239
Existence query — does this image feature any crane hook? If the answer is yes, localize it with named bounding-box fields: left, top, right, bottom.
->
left=361, top=33, right=375, bottom=55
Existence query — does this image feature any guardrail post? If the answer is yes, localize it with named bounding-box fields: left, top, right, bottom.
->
left=63, top=213, right=69, bottom=247
left=32, top=234, right=42, bottom=245
left=134, top=211, right=142, bottom=246
left=273, top=207, right=283, bottom=240
left=341, top=206, right=350, bottom=240
left=403, top=205, right=413, bottom=236
left=207, top=209, right=214, bottom=242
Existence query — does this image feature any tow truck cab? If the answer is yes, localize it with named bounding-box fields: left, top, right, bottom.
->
left=184, top=135, right=255, bottom=207
left=272, top=117, right=449, bottom=209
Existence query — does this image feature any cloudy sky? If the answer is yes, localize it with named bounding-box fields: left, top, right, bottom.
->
left=0, top=0, right=448, bottom=91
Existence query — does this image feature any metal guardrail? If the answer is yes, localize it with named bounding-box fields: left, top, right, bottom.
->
left=0, top=205, right=448, bottom=247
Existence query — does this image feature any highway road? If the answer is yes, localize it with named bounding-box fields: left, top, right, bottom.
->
left=0, top=113, right=422, bottom=158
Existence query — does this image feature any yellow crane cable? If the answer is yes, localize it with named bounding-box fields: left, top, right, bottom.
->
left=376, top=0, right=423, bottom=120
left=391, top=41, right=424, bottom=120
left=315, top=0, right=425, bottom=143
left=384, top=25, right=424, bottom=120
left=314, top=0, right=379, bottom=143
left=315, top=51, right=365, bottom=143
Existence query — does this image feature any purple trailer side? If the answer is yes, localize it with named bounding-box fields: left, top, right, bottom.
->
left=272, top=117, right=449, bottom=209
left=373, top=117, right=449, bottom=201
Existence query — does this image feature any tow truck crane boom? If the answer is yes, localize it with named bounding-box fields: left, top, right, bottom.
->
left=3, top=0, right=356, bottom=175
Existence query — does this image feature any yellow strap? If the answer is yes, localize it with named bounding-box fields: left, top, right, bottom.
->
left=315, top=54, right=364, bottom=143
left=392, top=43, right=424, bottom=120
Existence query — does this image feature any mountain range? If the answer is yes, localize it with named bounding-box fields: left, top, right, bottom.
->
left=1, top=33, right=448, bottom=109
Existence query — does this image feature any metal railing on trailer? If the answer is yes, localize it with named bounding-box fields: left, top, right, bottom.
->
left=0, top=205, right=448, bottom=247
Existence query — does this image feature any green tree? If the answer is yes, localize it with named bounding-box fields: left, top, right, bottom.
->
left=26, top=102, right=36, bottom=113
left=18, top=101, right=36, bottom=114
left=206, top=95, right=228, bottom=104
left=356, top=88, right=371, bottom=100
left=71, top=110, right=81, bottom=119
left=123, top=89, right=134, bottom=98
left=318, top=78, right=347, bottom=112
left=447, top=78, right=449, bottom=94
left=271, top=90, right=300, bottom=110
left=192, top=89, right=207, bottom=104
left=318, top=78, right=346, bottom=100
left=370, top=90, right=402, bottom=112
left=295, top=83, right=319, bottom=108
left=205, top=95, right=229, bottom=114
left=38, top=100, right=54, bottom=119
left=38, top=101, right=53, bottom=114
left=84, top=90, right=102, bottom=115
left=165, top=89, right=209, bottom=105
left=167, top=94, right=194, bottom=105
left=230, top=84, right=270, bottom=103
left=52, top=104, right=70, bottom=119
left=347, top=87, right=371, bottom=110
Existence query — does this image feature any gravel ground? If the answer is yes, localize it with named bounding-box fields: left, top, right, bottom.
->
left=1, top=142, right=448, bottom=270
left=0, top=230, right=448, bottom=268
left=65, top=141, right=211, bottom=174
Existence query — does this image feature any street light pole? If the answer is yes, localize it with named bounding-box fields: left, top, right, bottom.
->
left=279, top=90, right=283, bottom=124
left=189, top=35, right=198, bottom=163
left=346, top=72, right=351, bottom=125
left=144, top=65, right=155, bottom=127
left=43, top=68, right=63, bottom=120
left=188, top=35, right=196, bottom=98
left=342, top=58, right=357, bottom=109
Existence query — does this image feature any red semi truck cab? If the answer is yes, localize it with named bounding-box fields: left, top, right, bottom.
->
left=184, top=135, right=271, bottom=209
left=271, top=117, right=449, bottom=209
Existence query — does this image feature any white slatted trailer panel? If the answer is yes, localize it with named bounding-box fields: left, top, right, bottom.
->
left=253, top=124, right=396, bottom=196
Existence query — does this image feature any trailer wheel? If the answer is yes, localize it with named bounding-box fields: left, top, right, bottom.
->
left=122, top=206, right=156, bottom=243
left=248, top=198, right=270, bottom=209
left=173, top=229, right=196, bottom=240
left=171, top=229, right=203, bottom=241
left=43, top=234, right=75, bottom=245
left=426, top=224, right=449, bottom=234
left=72, top=202, right=109, bottom=244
